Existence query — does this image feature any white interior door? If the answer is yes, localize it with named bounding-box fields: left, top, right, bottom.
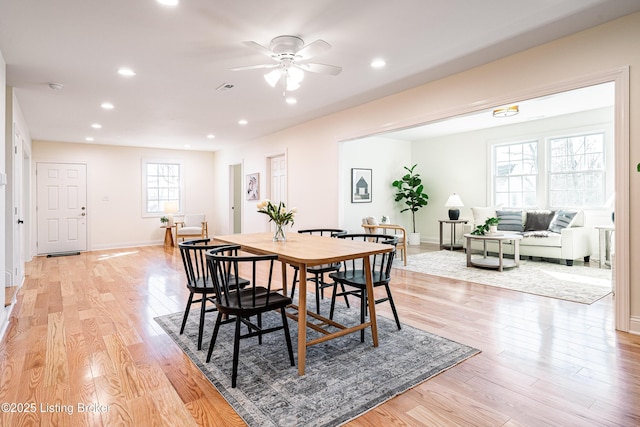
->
left=36, top=162, right=87, bottom=255
left=270, top=155, right=287, bottom=205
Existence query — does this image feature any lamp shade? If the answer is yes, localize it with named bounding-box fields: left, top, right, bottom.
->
left=445, top=194, right=464, bottom=208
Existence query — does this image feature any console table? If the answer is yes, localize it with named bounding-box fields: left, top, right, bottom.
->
left=439, top=219, right=468, bottom=250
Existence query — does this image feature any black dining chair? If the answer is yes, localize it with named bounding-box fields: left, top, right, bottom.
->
left=289, top=228, right=350, bottom=314
left=205, top=245, right=295, bottom=388
left=178, top=239, right=249, bottom=350
left=328, top=233, right=401, bottom=342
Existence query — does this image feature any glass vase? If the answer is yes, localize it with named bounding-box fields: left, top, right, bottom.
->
left=273, top=223, right=286, bottom=242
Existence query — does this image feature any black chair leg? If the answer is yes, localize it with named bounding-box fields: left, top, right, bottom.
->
left=360, top=290, right=366, bottom=343
left=206, top=312, right=224, bottom=363
left=290, top=268, right=298, bottom=299
left=314, top=275, right=321, bottom=314
left=280, top=308, right=295, bottom=366
left=180, top=293, right=194, bottom=335
left=329, top=282, right=338, bottom=320
left=231, top=316, right=242, bottom=388
left=384, top=284, right=402, bottom=330
left=198, top=294, right=207, bottom=350
left=340, top=283, right=350, bottom=308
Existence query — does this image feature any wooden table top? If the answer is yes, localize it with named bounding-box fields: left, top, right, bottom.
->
left=213, top=232, right=392, bottom=266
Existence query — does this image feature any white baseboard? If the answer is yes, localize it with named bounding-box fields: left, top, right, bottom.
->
left=629, top=316, right=640, bottom=336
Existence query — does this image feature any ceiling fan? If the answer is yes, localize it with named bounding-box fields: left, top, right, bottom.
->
left=231, top=35, right=342, bottom=93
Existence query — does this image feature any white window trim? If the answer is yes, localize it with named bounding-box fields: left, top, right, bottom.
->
left=141, top=158, right=185, bottom=218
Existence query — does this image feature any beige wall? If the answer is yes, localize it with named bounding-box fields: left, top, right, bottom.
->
left=213, top=13, right=640, bottom=323
left=33, top=141, right=216, bottom=250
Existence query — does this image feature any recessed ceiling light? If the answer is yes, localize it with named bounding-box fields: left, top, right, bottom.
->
left=157, top=0, right=179, bottom=5
left=207, top=134, right=215, bottom=139
left=117, top=67, right=136, bottom=77
left=285, top=97, right=297, bottom=105
left=184, top=144, right=191, bottom=148
left=238, top=119, right=248, bottom=126
left=48, top=82, right=64, bottom=90
left=371, top=58, right=386, bottom=69
left=91, top=123, right=102, bottom=129
left=101, top=102, right=114, bottom=110
left=85, top=137, right=94, bottom=142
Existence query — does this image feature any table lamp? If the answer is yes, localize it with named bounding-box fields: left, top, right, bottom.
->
left=445, top=193, right=464, bottom=220
left=163, top=201, right=179, bottom=226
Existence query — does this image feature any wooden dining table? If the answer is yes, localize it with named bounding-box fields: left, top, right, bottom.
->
left=213, top=232, right=393, bottom=375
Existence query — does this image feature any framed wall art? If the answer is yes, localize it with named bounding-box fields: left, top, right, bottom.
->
left=246, top=173, right=259, bottom=201
left=351, top=168, right=372, bottom=203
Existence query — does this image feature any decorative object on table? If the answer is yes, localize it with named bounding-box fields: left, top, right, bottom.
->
left=444, top=193, right=464, bottom=220
left=245, top=172, right=259, bottom=201
left=160, top=216, right=169, bottom=225
left=163, top=200, right=179, bottom=226
left=381, top=215, right=390, bottom=224
left=256, top=199, right=296, bottom=241
left=392, top=164, right=429, bottom=245
left=154, top=296, right=479, bottom=427
left=351, top=168, right=372, bottom=203
left=471, top=217, right=500, bottom=235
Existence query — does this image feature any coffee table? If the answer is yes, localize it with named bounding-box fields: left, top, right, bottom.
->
left=464, top=232, right=522, bottom=272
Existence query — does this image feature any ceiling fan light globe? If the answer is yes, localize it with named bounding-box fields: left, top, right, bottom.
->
left=286, top=79, right=301, bottom=91
left=264, top=70, right=281, bottom=87
left=287, top=66, right=304, bottom=83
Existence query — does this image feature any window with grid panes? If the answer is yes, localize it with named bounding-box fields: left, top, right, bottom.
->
left=493, top=141, right=538, bottom=208
left=548, top=132, right=605, bottom=208
left=143, top=161, right=182, bottom=215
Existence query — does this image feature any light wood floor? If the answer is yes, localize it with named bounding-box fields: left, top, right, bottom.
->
left=1, top=244, right=638, bottom=426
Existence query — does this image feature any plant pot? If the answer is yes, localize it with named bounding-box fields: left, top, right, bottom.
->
left=408, top=232, right=421, bottom=246
left=489, top=225, right=498, bottom=234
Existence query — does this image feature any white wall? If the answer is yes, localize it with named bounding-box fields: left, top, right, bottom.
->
left=32, top=141, right=216, bottom=250
left=1, top=50, right=7, bottom=330
left=339, top=137, right=411, bottom=233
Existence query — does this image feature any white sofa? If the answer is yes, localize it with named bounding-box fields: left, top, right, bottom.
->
left=463, top=207, right=592, bottom=266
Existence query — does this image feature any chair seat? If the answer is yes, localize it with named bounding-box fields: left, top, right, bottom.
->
left=329, top=270, right=389, bottom=288
left=187, top=275, right=249, bottom=292
left=177, top=226, right=204, bottom=235
left=215, top=287, right=292, bottom=316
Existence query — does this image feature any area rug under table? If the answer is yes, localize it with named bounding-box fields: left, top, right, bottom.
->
left=154, top=299, right=479, bottom=427
left=397, top=250, right=612, bottom=304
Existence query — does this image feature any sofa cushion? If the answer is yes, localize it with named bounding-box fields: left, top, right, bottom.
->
left=496, top=210, right=523, bottom=232
left=520, top=232, right=562, bottom=247
left=548, top=210, right=578, bottom=233
left=471, top=207, right=496, bottom=226
left=524, top=210, right=555, bottom=231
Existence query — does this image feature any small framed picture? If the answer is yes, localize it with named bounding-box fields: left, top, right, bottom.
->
left=246, top=173, right=259, bottom=201
left=351, top=168, right=372, bottom=203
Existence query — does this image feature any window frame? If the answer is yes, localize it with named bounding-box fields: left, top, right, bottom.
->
left=141, top=159, right=184, bottom=218
left=491, top=139, right=540, bottom=209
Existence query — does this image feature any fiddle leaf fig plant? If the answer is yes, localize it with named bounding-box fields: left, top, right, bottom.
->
left=392, top=164, right=429, bottom=233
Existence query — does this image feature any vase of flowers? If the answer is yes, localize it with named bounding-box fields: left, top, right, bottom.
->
left=256, top=199, right=297, bottom=242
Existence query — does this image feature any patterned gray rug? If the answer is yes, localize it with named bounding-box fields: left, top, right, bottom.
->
left=396, top=250, right=612, bottom=304
left=154, top=298, right=479, bottom=427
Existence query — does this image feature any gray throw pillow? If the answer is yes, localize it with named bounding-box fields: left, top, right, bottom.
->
left=496, top=210, right=523, bottom=232
left=524, top=210, right=555, bottom=231
left=548, top=210, right=577, bottom=233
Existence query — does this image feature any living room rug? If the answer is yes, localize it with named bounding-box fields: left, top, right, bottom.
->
left=396, top=250, right=612, bottom=304
left=154, top=299, right=479, bottom=427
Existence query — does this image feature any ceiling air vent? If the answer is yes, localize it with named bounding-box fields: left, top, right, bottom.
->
left=216, top=83, right=234, bottom=91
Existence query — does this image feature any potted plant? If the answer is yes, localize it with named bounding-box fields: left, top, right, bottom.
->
left=392, top=164, right=429, bottom=245
left=160, top=216, right=169, bottom=226
left=471, top=217, right=500, bottom=235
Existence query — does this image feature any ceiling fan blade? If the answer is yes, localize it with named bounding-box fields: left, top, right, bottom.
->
left=295, top=39, right=330, bottom=60
left=241, top=41, right=276, bottom=58
left=295, top=62, right=342, bottom=76
left=230, top=63, right=279, bottom=71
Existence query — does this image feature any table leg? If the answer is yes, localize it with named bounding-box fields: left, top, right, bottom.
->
left=514, top=238, right=520, bottom=267
left=498, top=240, right=504, bottom=272
left=297, top=265, right=308, bottom=375
left=439, top=221, right=444, bottom=250
left=466, top=236, right=471, bottom=266
left=163, top=227, right=174, bottom=247
left=363, top=256, right=379, bottom=347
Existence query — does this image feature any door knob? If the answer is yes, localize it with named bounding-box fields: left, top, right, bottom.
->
left=17, top=219, right=24, bottom=224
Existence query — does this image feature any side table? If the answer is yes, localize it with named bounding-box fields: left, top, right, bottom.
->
left=595, top=225, right=614, bottom=268
left=161, top=225, right=176, bottom=247
left=464, top=233, right=522, bottom=272
left=439, top=219, right=469, bottom=250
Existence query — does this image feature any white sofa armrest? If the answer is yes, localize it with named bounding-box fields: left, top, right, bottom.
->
left=560, top=226, right=592, bottom=261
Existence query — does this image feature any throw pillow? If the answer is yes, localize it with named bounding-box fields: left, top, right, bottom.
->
left=548, top=210, right=578, bottom=233
left=496, top=210, right=523, bottom=232
left=523, top=210, right=555, bottom=231
left=471, top=207, right=496, bottom=226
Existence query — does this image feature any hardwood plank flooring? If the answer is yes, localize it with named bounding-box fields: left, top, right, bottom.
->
left=1, top=244, right=638, bottom=426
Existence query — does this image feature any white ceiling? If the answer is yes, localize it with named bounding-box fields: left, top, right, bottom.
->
left=1, top=0, right=638, bottom=152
